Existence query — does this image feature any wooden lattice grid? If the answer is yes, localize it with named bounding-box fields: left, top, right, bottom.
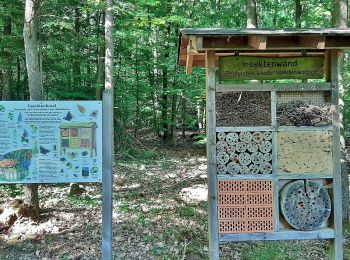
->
left=277, top=91, right=331, bottom=106
left=218, top=180, right=274, bottom=234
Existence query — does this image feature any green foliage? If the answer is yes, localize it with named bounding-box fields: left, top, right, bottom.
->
left=0, top=184, right=23, bottom=198
left=67, top=194, right=100, bottom=208
left=241, top=241, right=303, bottom=260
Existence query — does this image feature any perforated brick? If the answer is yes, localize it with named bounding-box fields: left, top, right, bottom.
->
left=218, top=180, right=274, bottom=234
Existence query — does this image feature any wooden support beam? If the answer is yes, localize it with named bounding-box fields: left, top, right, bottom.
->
left=299, top=36, right=325, bottom=49
left=206, top=50, right=219, bottom=260
left=248, top=36, right=267, bottom=49
left=185, top=53, right=194, bottom=75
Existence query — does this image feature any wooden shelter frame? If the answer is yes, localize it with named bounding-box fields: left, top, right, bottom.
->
left=177, top=28, right=350, bottom=260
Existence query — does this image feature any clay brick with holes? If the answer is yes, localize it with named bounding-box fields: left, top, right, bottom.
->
left=218, top=180, right=274, bottom=234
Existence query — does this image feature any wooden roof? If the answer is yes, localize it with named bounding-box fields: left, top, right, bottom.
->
left=178, top=28, right=350, bottom=74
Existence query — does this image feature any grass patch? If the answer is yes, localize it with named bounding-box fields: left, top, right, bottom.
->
left=241, top=241, right=303, bottom=260
left=67, top=194, right=100, bottom=208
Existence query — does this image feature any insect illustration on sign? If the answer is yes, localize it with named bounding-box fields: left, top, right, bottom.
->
left=18, top=112, right=22, bottom=123
left=0, top=105, right=5, bottom=112
left=63, top=111, right=73, bottom=121
left=40, top=146, right=50, bottom=155
left=77, top=104, right=86, bottom=114
left=90, top=110, right=98, bottom=117
left=21, top=129, right=29, bottom=143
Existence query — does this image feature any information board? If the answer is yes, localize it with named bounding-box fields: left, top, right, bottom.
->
left=219, top=56, right=324, bottom=80
left=0, top=101, right=102, bottom=183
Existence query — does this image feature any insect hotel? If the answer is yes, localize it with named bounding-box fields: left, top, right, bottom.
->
left=178, top=28, right=350, bottom=260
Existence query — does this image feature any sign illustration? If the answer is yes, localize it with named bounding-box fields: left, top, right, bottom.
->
left=0, top=101, right=102, bottom=183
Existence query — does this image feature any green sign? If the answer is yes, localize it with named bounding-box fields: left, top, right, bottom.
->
left=219, top=56, right=324, bottom=81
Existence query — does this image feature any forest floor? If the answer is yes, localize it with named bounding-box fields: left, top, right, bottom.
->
left=0, top=134, right=349, bottom=260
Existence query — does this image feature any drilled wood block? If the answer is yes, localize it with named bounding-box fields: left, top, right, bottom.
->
left=277, top=131, right=333, bottom=174
left=216, top=91, right=271, bottom=127
left=280, top=180, right=331, bottom=231
left=218, top=180, right=274, bottom=234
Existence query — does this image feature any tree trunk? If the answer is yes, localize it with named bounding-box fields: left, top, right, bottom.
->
left=246, top=0, right=257, bottom=28
left=23, top=0, right=44, bottom=213
left=181, top=94, right=186, bottom=138
left=73, top=7, right=81, bottom=88
left=333, top=0, right=349, bottom=221
left=2, top=18, right=12, bottom=100
left=105, top=0, right=114, bottom=92
left=161, top=24, right=170, bottom=142
left=96, top=10, right=105, bottom=100
left=295, top=0, right=302, bottom=28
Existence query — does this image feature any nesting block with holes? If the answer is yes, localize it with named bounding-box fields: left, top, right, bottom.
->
left=277, top=131, right=333, bottom=174
left=216, top=131, right=273, bottom=175
left=280, top=180, right=331, bottom=231
left=216, top=92, right=271, bottom=127
left=218, top=180, right=274, bottom=233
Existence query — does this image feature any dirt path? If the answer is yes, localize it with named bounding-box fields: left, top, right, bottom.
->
left=0, top=146, right=349, bottom=259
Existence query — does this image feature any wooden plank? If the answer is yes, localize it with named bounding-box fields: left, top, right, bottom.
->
left=277, top=173, right=334, bottom=179
left=219, top=56, right=324, bottom=81
left=328, top=49, right=343, bottom=260
left=185, top=48, right=194, bottom=75
left=271, top=91, right=279, bottom=232
left=219, top=228, right=335, bottom=242
left=217, top=175, right=275, bottom=180
left=180, top=28, right=350, bottom=37
left=216, top=126, right=274, bottom=132
left=102, top=90, right=114, bottom=260
left=277, top=126, right=333, bottom=132
left=300, top=36, right=326, bottom=49
left=206, top=50, right=219, bottom=260
left=216, top=82, right=332, bottom=92
left=248, top=36, right=267, bottom=50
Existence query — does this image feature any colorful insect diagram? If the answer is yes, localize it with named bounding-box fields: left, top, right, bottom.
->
left=0, top=101, right=102, bottom=183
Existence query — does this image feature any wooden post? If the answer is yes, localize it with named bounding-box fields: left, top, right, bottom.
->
left=206, top=50, right=219, bottom=260
left=102, top=90, right=114, bottom=260
left=327, top=49, right=343, bottom=260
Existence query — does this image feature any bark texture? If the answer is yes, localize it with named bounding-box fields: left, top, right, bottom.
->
left=23, top=0, right=44, bottom=213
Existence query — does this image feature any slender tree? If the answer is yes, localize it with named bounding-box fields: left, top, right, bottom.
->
left=23, top=0, right=43, bottom=213
left=333, top=0, right=349, bottom=221
left=246, top=0, right=258, bottom=28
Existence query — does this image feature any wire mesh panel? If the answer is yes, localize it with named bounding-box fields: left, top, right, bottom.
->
left=218, top=180, right=274, bottom=234
left=277, top=91, right=332, bottom=126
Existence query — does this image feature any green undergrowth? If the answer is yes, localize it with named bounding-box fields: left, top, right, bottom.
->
left=241, top=241, right=303, bottom=260
left=67, top=194, right=101, bottom=208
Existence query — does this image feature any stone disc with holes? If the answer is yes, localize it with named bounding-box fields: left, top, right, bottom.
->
left=263, top=153, right=272, bottom=162
left=252, top=132, right=264, bottom=143
left=251, top=152, right=264, bottom=165
left=247, top=141, right=259, bottom=153
left=217, top=132, right=226, bottom=141
left=217, top=152, right=229, bottom=164
left=227, top=162, right=240, bottom=175
left=240, top=165, right=249, bottom=174
left=249, top=164, right=260, bottom=174
left=229, top=153, right=239, bottom=163
left=217, top=164, right=227, bottom=175
left=227, top=145, right=236, bottom=154
left=216, top=140, right=227, bottom=150
left=236, top=142, right=247, bottom=153
left=263, top=131, right=272, bottom=140
left=259, top=162, right=272, bottom=174
left=259, top=140, right=272, bottom=153
left=238, top=152, right=252, bottom=166
left=226, top=133, right=239, bottom=145
left=280, top=180, right=331, bottom=231
left=239, top=132, right=253, bottom=143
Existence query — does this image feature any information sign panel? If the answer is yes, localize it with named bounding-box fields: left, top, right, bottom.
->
left=219, top=56, right=324, bottom=80
left=0, top=101, right=102, bottom=183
